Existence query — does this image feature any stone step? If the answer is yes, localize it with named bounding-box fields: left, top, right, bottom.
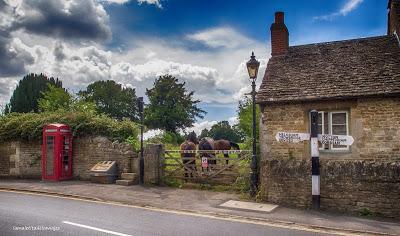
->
left=121, top=173, right=138, bottom=180
left=116, top=179, right=134, bottom=186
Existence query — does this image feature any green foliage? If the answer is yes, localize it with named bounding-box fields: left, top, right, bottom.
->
left=359, top=208, right=373, bottom=217
left=125, top=135, right=140, bottom=151
left=3, top=104, right=10, bottom=114
left=200, top=121, right=244, bottom=142
left=145, top=75, right=206, bottom=133
left=0, top=111, right=138, bottom=142
left=8, top=73, right=62, bottom=113
left=38, top=84, right=71, bottom=112
left=146, top=130, right=185, bottom=148
left=79, top=80, right=138, bottom=121
left=199, top=128, right=209, bottom=139
left=237, top=96, right=260, bottom=139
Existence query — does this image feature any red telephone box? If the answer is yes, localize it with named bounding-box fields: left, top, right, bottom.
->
left=42, top=124, right=73, bottom=181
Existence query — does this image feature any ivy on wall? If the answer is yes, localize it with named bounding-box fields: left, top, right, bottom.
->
left=0, top=111, right=138, bottom=142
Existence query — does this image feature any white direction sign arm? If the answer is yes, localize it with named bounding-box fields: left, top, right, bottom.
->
left=318, top=134, right=354, bottom=146
left=275, top=132, right=310, bottom=143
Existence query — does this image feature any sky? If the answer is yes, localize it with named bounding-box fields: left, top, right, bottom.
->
left=0, top=0, right=388, bottom=134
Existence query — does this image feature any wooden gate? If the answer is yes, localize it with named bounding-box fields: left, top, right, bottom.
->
left=163, top=149, right=251, bottom=185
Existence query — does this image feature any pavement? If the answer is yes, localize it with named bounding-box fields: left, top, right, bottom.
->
left=0, top=179, right=399, bottom=236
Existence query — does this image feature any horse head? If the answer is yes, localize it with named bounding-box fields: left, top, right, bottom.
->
left=187, top=131, right=199, bottom=144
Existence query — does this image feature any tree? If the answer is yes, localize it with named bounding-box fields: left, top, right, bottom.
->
left=237, top=97, right=260, bottom=139
left=38, top=84, right=71, bottom=112
left=199, top=128, right=210, bottom=139
left=206, top=121, right=244, bottom=142
left=7, top=73, right=62, bottom=113
left=79, top=80, right=138, bottom=121
left=145, top=75, right=206, bottom=133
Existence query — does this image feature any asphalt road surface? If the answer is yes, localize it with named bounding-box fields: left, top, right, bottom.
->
left=0, top=191, right=335, bottom=236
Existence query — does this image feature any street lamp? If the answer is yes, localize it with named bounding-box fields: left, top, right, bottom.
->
left=137, top=97, right=144, bottom=185
left=246, top=52, right=260, bottom=197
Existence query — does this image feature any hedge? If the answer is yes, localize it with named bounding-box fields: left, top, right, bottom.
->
left=0, top=111, right=138, bottom=142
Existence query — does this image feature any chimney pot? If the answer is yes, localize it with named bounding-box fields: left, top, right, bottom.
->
left=275, top=12, right=284, bottom=24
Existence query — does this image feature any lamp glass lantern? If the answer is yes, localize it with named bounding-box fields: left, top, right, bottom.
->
left=246, top=52, right=260, bottom=80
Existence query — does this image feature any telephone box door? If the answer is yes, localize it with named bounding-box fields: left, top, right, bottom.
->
left=44, top=135, right=56, bottom=180
left=61, top=135, right=72, bottom=178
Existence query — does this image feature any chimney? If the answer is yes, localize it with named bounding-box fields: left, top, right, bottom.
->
left=388, top=0, right=400, bottom=36
left=270, top=12, right=289, bottom=56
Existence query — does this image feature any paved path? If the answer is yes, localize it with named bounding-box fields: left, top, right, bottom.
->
left=0, top=179, right=399, bottom=235
left=0, top=191, right=333, bottom=236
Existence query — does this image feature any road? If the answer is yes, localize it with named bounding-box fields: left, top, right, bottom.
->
left=0, top=191, right=334, bottom=236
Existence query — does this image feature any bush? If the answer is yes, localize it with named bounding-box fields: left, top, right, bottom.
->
left=0, top=111, right=139, bottom=142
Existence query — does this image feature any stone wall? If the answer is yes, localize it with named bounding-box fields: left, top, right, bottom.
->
left=0, top=136, right=138, bottom=180
left=0, top=141, right=42, bottom=178
left=73, top=137, right=138, bottom=180
left=260, top=158, right=400, bottom=218
left=259, top=97, right=400, bottom=218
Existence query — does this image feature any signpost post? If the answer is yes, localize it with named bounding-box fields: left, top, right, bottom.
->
left=310, top=110, right=320, bottom=210
left=275, top=110, right=355, bottom=209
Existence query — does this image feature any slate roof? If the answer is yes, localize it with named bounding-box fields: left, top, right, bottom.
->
left=257, top=35, right=400, bottom=103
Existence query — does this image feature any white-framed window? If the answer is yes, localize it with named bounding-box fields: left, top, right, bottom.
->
left=314, top=111, right=349, bottom=151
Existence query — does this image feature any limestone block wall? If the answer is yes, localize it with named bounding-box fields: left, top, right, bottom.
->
left=73, top=137, right=138, bottom=180
left=0, top=141, right=41, bottom=178
left=0, top=136, right=138, bottom=180
left=260, top=158, right=400, bottom=218
left=259, top=97, right=400, bottom=218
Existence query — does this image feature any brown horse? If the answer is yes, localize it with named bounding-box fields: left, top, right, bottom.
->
left=180, top=131, right=198, bottom=178
left=198, top=138, right=240, bottom=165
left=214, top=139, right=240, bottom=164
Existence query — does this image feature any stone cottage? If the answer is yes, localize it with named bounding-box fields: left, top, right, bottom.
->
left=256, top=1, right=400, bottom=218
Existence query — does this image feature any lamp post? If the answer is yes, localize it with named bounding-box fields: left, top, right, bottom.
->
left=246, top=52, right=260, bottom=197
left=137, top=97, right=144, bottom=185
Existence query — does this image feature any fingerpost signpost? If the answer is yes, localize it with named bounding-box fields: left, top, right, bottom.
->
left=275, top=110, right=355, bottom=209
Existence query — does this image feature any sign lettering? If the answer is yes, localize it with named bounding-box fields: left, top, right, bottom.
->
left=275, top=132, right=310, bottom=143
left=318, top=134, right=354, bottom=146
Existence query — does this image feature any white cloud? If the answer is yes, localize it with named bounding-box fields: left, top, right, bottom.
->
left=228, top=116, right=238, bottom=126
left=138, top=0, right=162, bottom=8
left=314, top=0, right=364, bottom=21
left=185, top=120, right=218, bottom=135
left=340, top=0, right=364, bottom=15
left=186, top=27, right=253, bottom=49
left=143, top=129, right=163, bottom=140
left=99, top=0, right=162, bottom=8
left=100, top=0, right=131, bottom=4
left=184, top=116, right=239, bottom=136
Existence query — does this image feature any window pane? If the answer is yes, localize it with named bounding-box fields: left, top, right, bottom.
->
left=331, top=112, right=348, bottom=149
left=324, top=113, right=329, bottom=134
left=332, top=113, right=346, bottom=124
left=332, top=124, right=347, bottom=135
left=46, top=136, right=54, bottom=176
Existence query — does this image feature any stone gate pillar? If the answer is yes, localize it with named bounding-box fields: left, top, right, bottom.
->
left=143, top=144, right=164, bottom=185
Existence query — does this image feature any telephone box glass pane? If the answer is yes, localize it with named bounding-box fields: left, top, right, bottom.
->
left=46, top=136, right=55, bottom=176
left=62, top=136, right=70, bottom=174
